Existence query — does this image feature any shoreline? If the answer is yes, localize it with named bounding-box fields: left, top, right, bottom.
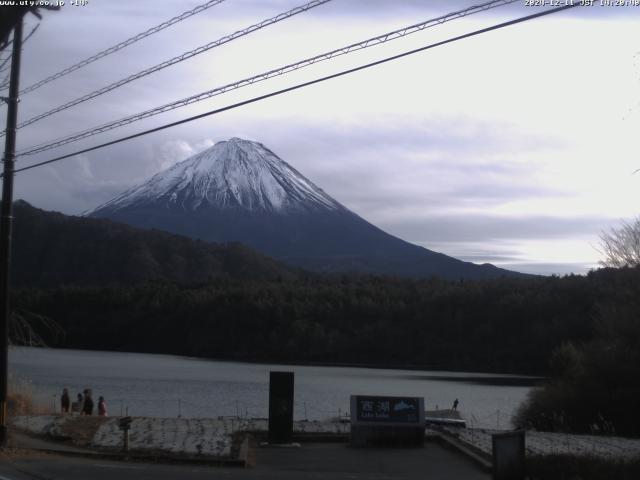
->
left=9, top=345, right=545, bottom=382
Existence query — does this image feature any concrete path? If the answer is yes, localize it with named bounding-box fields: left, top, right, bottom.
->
left=0, top=443, right=489, bottom=480
left=255, top=442, right=490, bottom=479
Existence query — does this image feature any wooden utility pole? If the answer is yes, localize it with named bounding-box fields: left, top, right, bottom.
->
left=0, top=16, right=23, bottom=447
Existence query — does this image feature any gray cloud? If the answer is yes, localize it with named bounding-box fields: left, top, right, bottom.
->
left=238, top=117, right=568, bottom=218
left=15, top=114, right=564, bottom=215
left=16, top=156, right=132, bottom=215
left=498, top=262, right=597, bottom=276
left=9, top=0, right=635, bottom=276
left=382, top=214, right=610, bottom=244
left=454, top=253, right=523, bottom=263
left=435, top=245, right=525, bottom=264
left=316, top=1, right=640, bottom=19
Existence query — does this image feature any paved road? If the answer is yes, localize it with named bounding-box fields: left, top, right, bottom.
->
left=0, top=443, right=489, bottom=480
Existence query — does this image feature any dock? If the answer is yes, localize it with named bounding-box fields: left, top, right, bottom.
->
left=424, top=409, right=466, bottom=427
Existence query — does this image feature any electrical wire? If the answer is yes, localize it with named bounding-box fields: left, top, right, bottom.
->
left=22, top=22, right=40, bottom=46
left=16, top=0, right=520, bottom=155
left=18, top=0, right=228, bottom=95
left=0, top=23, right=39, bottom=92
left=10, top=4, right=579, bottom=176
left=0, top=38, right=13, bottom=53
left=12, top=0, right=332, bottom=131
left=0, top=72, right=9, bottom=91
left=0, top=59, right=12, bottom=75
left=0, top=50, right=13, bottom=74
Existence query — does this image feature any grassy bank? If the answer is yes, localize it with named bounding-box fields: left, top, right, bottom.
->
left=7, top=375, right=46, bottom=418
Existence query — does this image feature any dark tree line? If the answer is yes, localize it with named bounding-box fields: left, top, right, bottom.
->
left=12, top=266, right=640, bottom=377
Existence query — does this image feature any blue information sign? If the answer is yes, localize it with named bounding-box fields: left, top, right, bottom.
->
left=352, top=395, right=423, bottom=425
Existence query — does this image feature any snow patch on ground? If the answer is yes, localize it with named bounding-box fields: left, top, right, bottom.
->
left=92, top=417, right=233, bottom=457
left=12, top=415, right=64, bottom=436
left=13, top=416, right=349, bottom=459
left=445, top=426, right=640, bottom=460
left=16, top=415, right=638, bottom=461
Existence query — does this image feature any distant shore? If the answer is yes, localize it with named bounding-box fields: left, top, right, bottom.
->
left=10, top=345, right=544, bottom=382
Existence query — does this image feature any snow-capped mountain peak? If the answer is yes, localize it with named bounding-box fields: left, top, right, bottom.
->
left=88, top=137, right=521, bottom=280
left=90, top=138, right=342, bottom=215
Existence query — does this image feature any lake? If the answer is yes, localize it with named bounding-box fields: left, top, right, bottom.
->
left=9, top=346, right=538, bottom=429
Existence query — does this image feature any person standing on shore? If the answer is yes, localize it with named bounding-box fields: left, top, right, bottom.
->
left=60, top=388, right=70, bottom=414
left=98, top=396, right=107, bottom=416
left=72, top=392, right=84, bottom=414
left=82, top=389, right=94, bottom=415
left=452, top=398, right=459, bottom=411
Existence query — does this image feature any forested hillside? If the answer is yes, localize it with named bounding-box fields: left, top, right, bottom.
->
left=13, top=266, right=640, bottom=375
left=12, top=200, right=295, bottom=286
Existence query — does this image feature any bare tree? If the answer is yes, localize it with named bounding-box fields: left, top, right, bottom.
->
left=599, top=217, right=640, bottom=268
left=10, top=309, right=63, bottom=347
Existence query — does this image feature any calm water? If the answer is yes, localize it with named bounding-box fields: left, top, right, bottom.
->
left=9, top=347, right=538, bottom=429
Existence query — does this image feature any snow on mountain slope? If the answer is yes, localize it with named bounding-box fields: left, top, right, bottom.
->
left=88, top=137, right=524, bottom=280
left=88, top=138, right=342, bottom=215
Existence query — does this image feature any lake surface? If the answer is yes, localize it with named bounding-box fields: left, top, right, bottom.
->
left=9, top=347, right=538, bottom=429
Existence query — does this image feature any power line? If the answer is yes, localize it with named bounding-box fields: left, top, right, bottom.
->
left=17, top=0, right=519, bottom=156
left=18, top=0, right=227, bottom=96
left=0, top=23, right=39, bottom=92
left=10, top=4, right=579, bottom=176
left=0, top=50, right=13, bottom=75
left=21, top=22, right=40, bottom=46
left=0, top=72, right=9, bottom=91
left=0, top=39, right=13, bottom=54
left=0, top=59, right=12, bottom=75
left=11, top=0, right=333, bottom=131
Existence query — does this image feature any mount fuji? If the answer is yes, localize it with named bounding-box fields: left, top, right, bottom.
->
left=88, top=137, right=519, bottom=280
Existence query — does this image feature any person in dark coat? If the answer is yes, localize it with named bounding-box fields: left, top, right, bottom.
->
left=82, top=389, right=94, bottom=415
left=72, top=393, right=83, bottom=414
left=61, top=388, right=70, bottom=414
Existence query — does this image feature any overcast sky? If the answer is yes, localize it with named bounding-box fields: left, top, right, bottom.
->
left=5, top=0, right=640, bottom=275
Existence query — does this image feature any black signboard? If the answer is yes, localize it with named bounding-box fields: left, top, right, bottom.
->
left=268, top=371, right=294, bottom=444
left=352, top=396, right=423, bottom=425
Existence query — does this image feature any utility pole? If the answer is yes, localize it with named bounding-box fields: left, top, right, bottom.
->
left=0, top=16, right=23, bottom=448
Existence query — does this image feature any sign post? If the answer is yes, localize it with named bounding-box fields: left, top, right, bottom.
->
left=119, top=416, right=132, bottom=452
left=268, top=371, right=294, bottom=445
left=0, top=17, right=23, bottom=449
left=492, top=430, right=525, bottom=480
